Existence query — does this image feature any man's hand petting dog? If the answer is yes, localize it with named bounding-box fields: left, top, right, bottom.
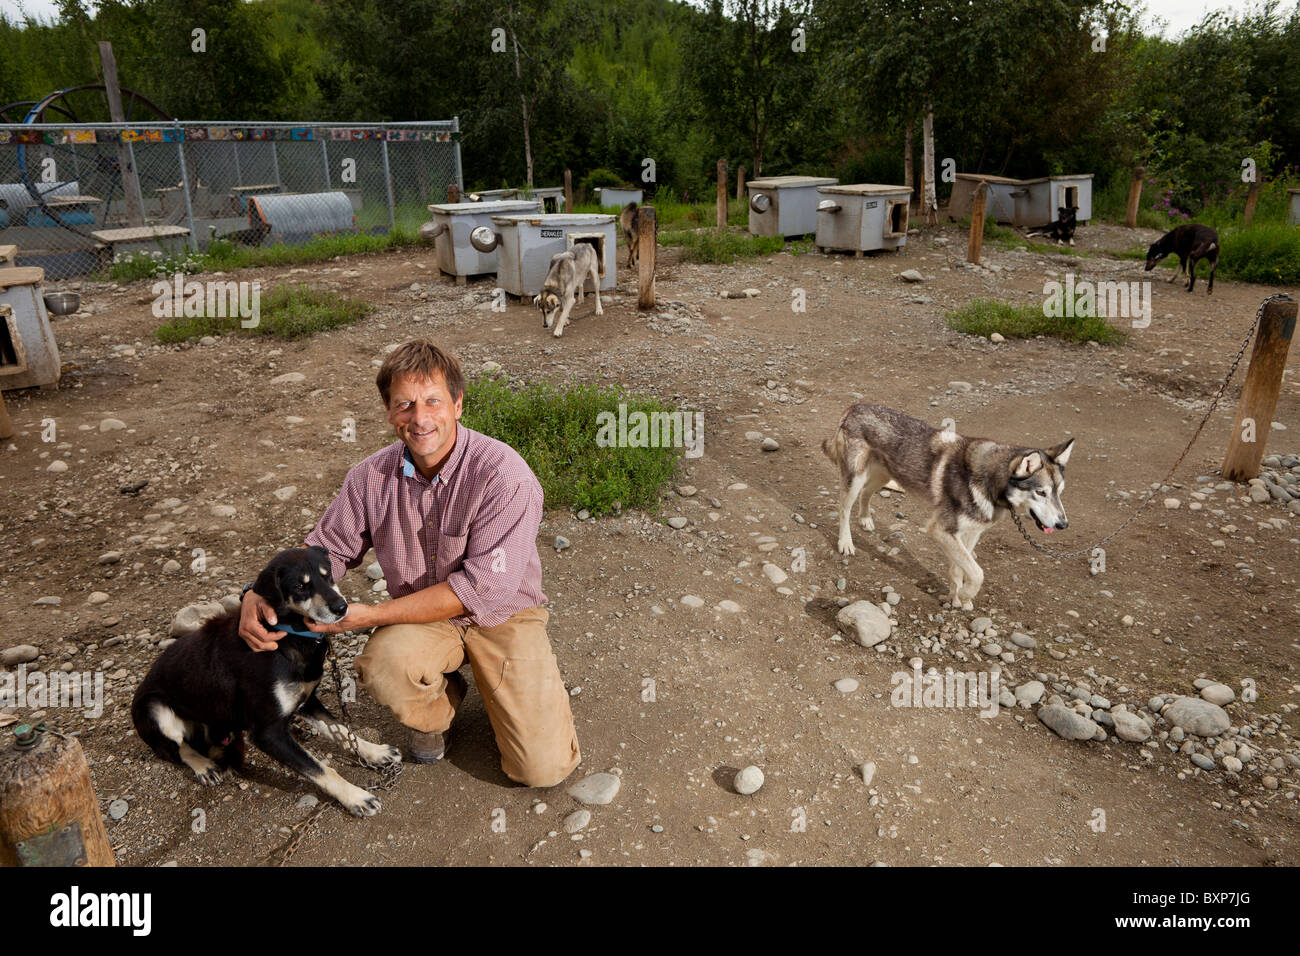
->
left=238, top=589, right=287, bottom=652
left=303, top=602, right=375, bottom=635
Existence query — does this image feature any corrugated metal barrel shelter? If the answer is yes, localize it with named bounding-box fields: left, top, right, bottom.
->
left=746, top=175, right=838, bottom=237
left=815, top=184, right=911, bottom=254
left=249, top=192, right=356, bottom=243
left=1015, top=174, right=1093, bottom=225
left=423, top=199, right=542, bottom=283
left=488, top=213, right=617, bottom=297
left=947, top=174, right=1022, bottom=223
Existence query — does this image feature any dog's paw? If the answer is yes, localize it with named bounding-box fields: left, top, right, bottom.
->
left=858, top=516, right=875, bottom=532
left=366, top=743, right=402, bottom=768
left=552, top=327, right=564, bottom=338
left=836, top=536, right=856, bottom=556
left=341, top=788, right=381, bottom=817
left=193, top=764, right=228, bottom=787
left=595, top=304, right=604, bottom=315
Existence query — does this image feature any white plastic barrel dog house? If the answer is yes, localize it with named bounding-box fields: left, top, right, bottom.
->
left=815, top=184, right=911, bottom=254
left=1015, top=174, right=1093, bottom=226
left=0, top=267, right=61, bottom=390
left=947, top=174, right=1022, bottom=223
left=483, top=213, right=617, bottom=297
left=746, top=175, right=838, bottom=237
left=423, top=199, right=542, bottom=283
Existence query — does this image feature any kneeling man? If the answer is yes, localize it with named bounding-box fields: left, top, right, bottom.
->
left=239, top=340, right=581, bottom=788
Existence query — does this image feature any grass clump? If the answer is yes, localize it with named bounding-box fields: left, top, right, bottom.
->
left=153, top=283, right=370, bottom=343
left=945, top=298, right=1129, bottom=345
left=461, top=377, right=682, bottom=517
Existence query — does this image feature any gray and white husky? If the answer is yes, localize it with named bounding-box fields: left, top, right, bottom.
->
left=823, top=403, right=1075, bottom=610
left=534, top=244, right=603, bottom=338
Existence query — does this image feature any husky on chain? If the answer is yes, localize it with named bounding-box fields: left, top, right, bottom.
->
left=1144, top=223, right=1219, bottom=294
left=620, top=200, right=648, bottom=269
left=823, top=403, right=1075, bottom=610
left=534, top=243, right=603, bottom=337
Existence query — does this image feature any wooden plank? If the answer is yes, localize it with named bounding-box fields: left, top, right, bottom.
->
left=98, top=41, right=144, bottom=229
left=0, top=266, right=45, bottom=288
left=1125, top=166, right=1144, bottom=228
left=716, top=159, right=728, bottom=229
left=1223, top=297, right=1298, bottom=481
left=90, top=226, right=191, bottom=242
left=637, top=205, right=656, bottom=310
left=967, top=181, right=987, bottom=264
left=564, top=168, right=573, bottom=211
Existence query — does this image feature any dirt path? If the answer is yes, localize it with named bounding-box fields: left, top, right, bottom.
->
left=1, top=220, right=1297, bottom=866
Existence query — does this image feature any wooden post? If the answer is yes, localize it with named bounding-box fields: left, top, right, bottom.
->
left=0, top=390, right=13, bottom=441
left=717, top=159, right=728, bottom=229
left=447, top=183, right=460, bottom=204
left=967, top=181, right=987, bottom=264
left=564, top=168, right=572, bottom=211
left=0, top=724, right=115, bottom=867
left=736, top=165, right=746, bottom=201
left=1243, top=179, right=1262, bottom=227
left=1222, top=296, right=1298, bottom=481
left=637, top=205, right=656, bottom=310
left=1125, top=166, right=1144, bottom=228
left=98, top=41, right=144, bottom=228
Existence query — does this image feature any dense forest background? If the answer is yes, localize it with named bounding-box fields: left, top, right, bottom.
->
left=1, top=0, right=1297, bottom=215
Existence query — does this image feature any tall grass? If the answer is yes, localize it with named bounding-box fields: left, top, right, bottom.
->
left=658, top=228, right=785, bottom=263
left=460, top=377, right=681, bottom=517
left=109, top=227, right=426, bottom=282
left=1217, top=224, right=1300, bottom=284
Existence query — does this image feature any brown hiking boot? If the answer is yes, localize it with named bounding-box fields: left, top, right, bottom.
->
left=407, top=671, right=467, bottom=763
left=408, top=728, right=446, bottom=763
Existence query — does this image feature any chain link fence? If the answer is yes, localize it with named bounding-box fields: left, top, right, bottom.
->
left=0, top=120, right=462, bottom=282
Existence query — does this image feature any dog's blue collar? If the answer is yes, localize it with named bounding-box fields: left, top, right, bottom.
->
left=273, top=618, right=330, bottom=641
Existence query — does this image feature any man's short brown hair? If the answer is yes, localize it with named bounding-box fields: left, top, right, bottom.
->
left=376, top=339, right=465, bottom=406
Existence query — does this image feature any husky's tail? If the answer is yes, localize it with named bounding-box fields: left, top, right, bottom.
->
left=822, top=427, right=846, bottom=466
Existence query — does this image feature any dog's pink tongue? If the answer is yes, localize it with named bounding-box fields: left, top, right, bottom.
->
left=1043, top=527, right=1054, bottom=534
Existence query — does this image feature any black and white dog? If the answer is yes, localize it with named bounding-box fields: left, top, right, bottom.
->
left=131, top=546, right=399, bottom=816
left=1144, top=223, right=1219, bottom=294
left=1025, top=205, right=1078, bottom=245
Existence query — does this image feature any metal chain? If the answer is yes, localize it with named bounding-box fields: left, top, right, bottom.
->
left=1009, top=293, right=1291, bottom=560
left=266, top=635, right=401, bottom=867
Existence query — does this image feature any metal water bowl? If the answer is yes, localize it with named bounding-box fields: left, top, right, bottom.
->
left=43, top=291, right=80, bottom=316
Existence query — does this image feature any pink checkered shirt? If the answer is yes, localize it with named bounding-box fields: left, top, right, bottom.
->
left=305, top=424, right=546, bottom=628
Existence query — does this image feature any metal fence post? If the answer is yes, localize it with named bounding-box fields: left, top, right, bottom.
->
left=320, top=137, right=331, bottom=190
left=269, top=140, right=281, bottom=189
left=453, top=115, right=463, bottom=191
left=175, top=121, right=199, bottom=251
left=380, top=125, right=396, bottom=233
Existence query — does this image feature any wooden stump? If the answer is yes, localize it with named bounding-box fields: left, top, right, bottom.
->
left=1222, top=296, right=1298, bottom=481
left=717, top=159, right=728, bottom=230
left=0, top=391, right=13, bottom=441
left=967, top=182, right=988, bottom=264
left=1125, top=166, right=1144, bottom=228
left=736, top=166, right=746, bottom=201
left=1243, top=180, right=1262, bottom=227
left=564, top=169, right=572, bottom=212
left=637, top=206, right=656, bottom=310
left=0, top=726, right=115, bottom=866
left=447, top=183, right=461, bottom=204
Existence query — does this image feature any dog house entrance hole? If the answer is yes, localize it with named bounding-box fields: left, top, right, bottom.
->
left=886, top=200, right=909, bottom=237
left=0, top=307, right=24, bottom=371
left=566, top=232, right=607, bottom=278
left=1058, top=185, right=1079, bottom=210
